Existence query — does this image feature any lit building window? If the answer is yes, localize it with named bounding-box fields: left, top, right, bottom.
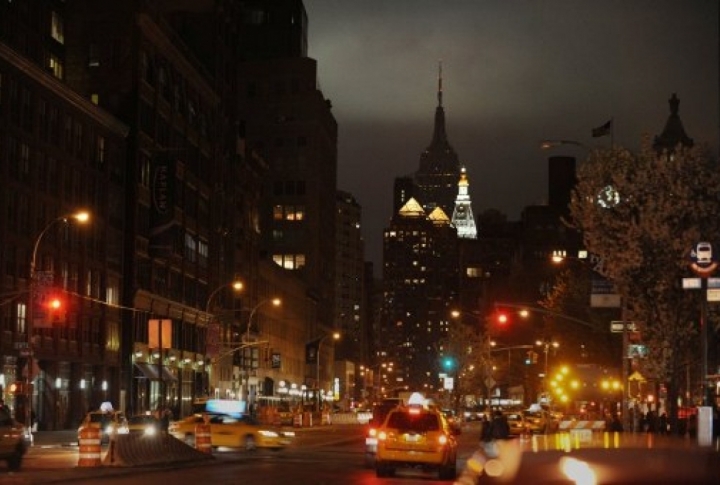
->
left=51, top=11, right=64, bottom=44
left=49, top=55, right=64, bottom=79
left=272, top=254, right=306, bottom=270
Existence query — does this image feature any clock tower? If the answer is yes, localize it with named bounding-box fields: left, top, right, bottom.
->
left=451, top=166, right=477, bottom=239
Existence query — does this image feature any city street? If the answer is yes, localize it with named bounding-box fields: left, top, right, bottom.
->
left=3, top=422, right=719, bottom=484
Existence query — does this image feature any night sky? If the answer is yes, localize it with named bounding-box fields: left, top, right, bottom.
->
left=304, top=0, right=719, bottom=269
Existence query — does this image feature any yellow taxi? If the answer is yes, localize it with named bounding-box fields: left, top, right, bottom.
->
left=502, top=410, right=528, bottom=436
left=375, top=394, right=459, bottom=479
left=169, top=413, right=293, bottom=450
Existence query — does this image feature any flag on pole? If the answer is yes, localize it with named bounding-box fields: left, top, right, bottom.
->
left=591, top=119, right=613, bottom=138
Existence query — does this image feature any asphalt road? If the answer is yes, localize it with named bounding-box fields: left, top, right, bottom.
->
left=4, top=423, right=719, bottom=484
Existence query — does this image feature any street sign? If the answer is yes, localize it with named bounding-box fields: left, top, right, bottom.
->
left=707, top=289, right=720, bottom=302
left=682, top=277, right=702, bottom=289
left=591, top=278, right=621, bottom=308
left=708, top=278, right=720, bottom=289
left=610, top=321, right=637, bottom=333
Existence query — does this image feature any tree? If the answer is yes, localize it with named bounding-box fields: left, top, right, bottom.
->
left=440, top=317, right=494, bottom=411
left=568, top=137, right=720, bottom=424
left=539, top=266, right=619, bottom=368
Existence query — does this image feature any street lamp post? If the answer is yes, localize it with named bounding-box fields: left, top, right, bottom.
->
left=536, top=339, right=559, bottom=397
left=244, top=298, right=281, bottom=344
left=205, top=280, right=243, bottom=396
left=242, top=298, right=281, bottom=411
left=315, top=332, right=340, bottom=412
left=26, top=211, right=90, bottom=432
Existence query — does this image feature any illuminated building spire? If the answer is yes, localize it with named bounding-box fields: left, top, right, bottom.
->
left=451, top=166, right=477, bottom=239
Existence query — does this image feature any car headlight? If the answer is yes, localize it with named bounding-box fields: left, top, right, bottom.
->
left=144, top=426, right=157, bottom=436
left=258, top=430, right=279, bottom=437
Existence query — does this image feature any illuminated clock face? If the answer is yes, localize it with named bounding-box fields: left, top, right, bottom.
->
left=597, top=185, right=620, bottom=208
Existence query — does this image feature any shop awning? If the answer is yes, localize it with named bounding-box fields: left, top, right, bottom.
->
left=134, top=362, right=177, bottom=381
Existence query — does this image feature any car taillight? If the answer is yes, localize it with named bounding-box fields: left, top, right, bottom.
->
left=378, top=431, right=387, bottom=441
left=438, top=434, right=448, bottom=445
left=368, top=428, right=377, bottom=437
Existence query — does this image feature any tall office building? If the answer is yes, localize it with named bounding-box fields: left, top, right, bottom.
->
left=414, top=63, right=461, bottom=216
left=232, top=1, right=338, bottom=342
left=0, top=0, right=127, bottom=430
left=381, top=198, right=458, bottom=391
left=334, top=191, right=365, bottom=364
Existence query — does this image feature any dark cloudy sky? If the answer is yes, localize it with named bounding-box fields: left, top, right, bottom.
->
left=304, top=0, right=719, bottom=269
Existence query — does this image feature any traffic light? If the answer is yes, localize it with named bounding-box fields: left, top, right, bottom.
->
left=495, top=312, right=509, bottom=325
left=525, top=351, right=532, bottom=365
left=46, top=295, right=64, bottom=322
left=442, top=356, right=455, bottom=371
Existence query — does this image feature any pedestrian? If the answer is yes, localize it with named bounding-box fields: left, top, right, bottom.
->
left=480, top=414, right=492, bottom=443
left=658, top=413, right=668, bottom=435
left=609, top=413, right=624, bottom=432
left=0, top=399, right=10, bottom=417
left=160, top=406, right=171, bottom=432
left=490, top=410, right=510, bottom=440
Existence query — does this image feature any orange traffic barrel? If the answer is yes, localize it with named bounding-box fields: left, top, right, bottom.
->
left=77, top=427, right=102, bottom=467
left=195, top=423, right=212, bottom=453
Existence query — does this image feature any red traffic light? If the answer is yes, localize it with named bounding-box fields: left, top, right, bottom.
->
left=48, top=298, right=62, bottom=310
left=496, top=312, right=509, bottom=325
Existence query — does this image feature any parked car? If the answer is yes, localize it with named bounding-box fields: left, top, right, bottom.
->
left=0, top=407, right=31, bottom=471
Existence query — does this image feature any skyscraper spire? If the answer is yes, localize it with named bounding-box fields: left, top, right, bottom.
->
left=451, top=166, right=477, bottom=239
left=415, top=63, right=460, bottom=216
left=438, top=60, right=443, bottom=107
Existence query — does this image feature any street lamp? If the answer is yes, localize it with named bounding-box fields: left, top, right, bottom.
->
left=205, top=281, right=244, bottom=315
left=26, top=210, right=90, bottom=431
left=244, top=298, right=281, bottom=343
left=205, top=280, right=244, bottom=395
left=536, top=339, right=560, bottom=391
left=241, top=298, right=280, bottom=411
left=315, top=331, right=340, bottom=412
